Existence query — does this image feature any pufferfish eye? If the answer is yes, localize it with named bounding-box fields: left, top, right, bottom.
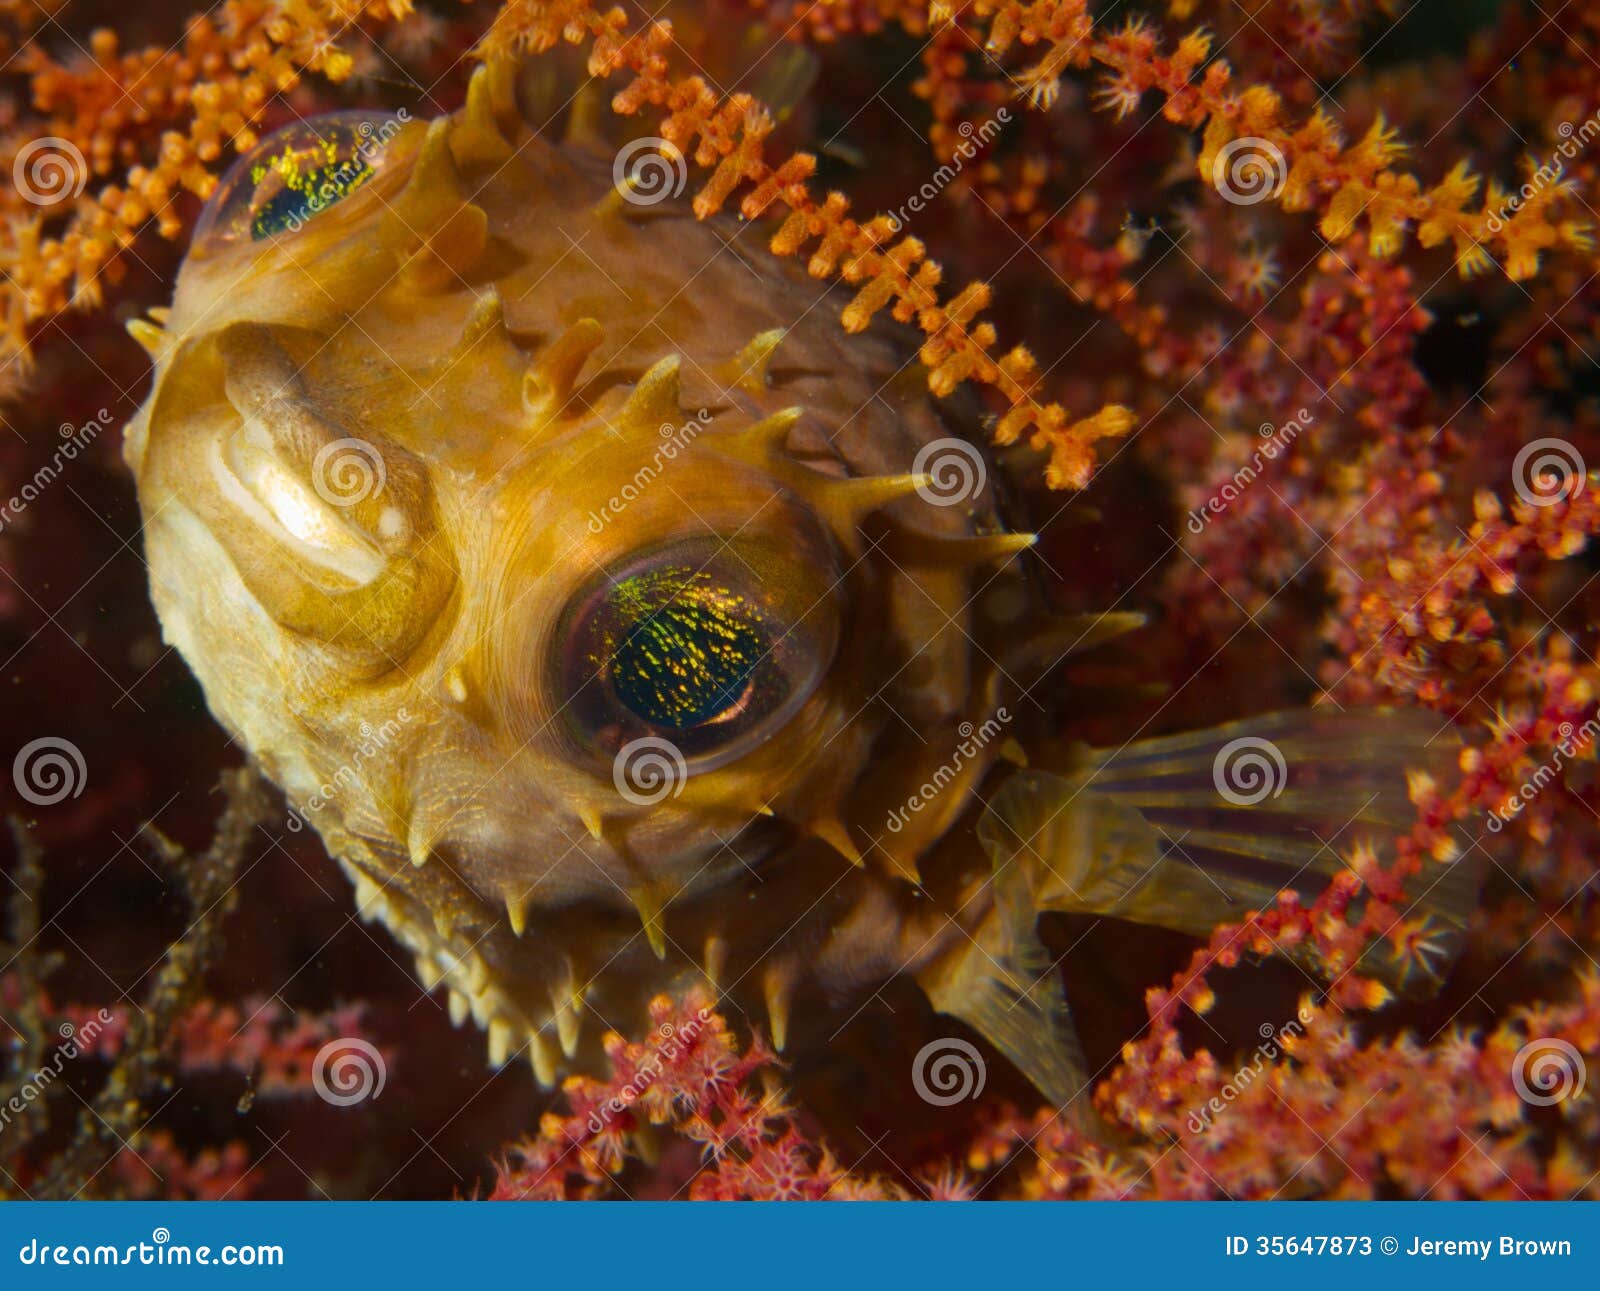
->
left=555, top=537, right=840, bottom=772
left=193, top=111, right=408, bottom=252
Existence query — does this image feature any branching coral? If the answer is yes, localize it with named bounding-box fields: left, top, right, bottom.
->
left=490, top=990, right=908, bottom=1199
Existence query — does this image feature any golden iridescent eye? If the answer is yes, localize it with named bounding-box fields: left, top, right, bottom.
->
left=194, top=112, right=407, bottom=251
left=556, top=538, right=839, bottom=770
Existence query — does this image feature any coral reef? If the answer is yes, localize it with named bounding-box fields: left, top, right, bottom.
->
left=2, top=0, right=1598, bottom=1198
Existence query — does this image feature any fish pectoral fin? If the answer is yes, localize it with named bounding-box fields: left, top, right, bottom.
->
left=917, top=841, right=1092, bottom=1111
left=979, top=708, right=1484, bottom=1000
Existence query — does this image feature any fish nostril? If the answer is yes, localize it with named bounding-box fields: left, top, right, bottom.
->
left=218, top=415, right=388, bottom=587
left=214, top=323, right=391, bottom=585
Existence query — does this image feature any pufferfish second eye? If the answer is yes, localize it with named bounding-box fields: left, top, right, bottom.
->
left=555, top=537, right=841, bottom=771
left=193, top=111, right=410, bottom=251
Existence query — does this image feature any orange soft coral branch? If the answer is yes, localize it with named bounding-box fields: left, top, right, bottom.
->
left=967, top=1, right=1593, bottom=280
left=477, top=1, right=1137, bottom=490
left=791, top=0, right=1592, bottom=280
left=0, top=0, right=415, bottom=371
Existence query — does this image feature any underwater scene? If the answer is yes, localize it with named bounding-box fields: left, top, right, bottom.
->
left=0, top=0, right=1597, bottom=1204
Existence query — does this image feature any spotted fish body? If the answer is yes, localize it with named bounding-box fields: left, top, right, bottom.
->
left=125, top=61, right=1480, bottom=1101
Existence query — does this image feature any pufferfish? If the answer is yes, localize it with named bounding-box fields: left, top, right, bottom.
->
left=121, top=55, right=1483, bottom=1109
